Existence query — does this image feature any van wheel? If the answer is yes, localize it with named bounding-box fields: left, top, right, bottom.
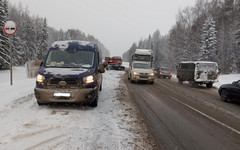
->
left=99, top=83, right=102, bottom=91
left=189, top=81, right=197, bottom=87
left=206, top=82, right=213, bottom=88
left=89, top=96, right=98, bottom=107
left=178, top=79, right=183, bottom=84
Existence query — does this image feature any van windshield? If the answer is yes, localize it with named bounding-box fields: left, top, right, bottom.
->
left=45, top=49, right=95, bottom=68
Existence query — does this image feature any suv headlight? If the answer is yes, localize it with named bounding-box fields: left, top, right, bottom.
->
left=36, top=74, right=45, bottom=83
left=132, top=72, right=139, bottom=75
left=149, top=72, right=155, bottom=76
left=83, top=75, right=94, bottom=84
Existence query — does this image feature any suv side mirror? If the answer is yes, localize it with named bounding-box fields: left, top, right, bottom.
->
left=99, top=64, right=105, bottom=73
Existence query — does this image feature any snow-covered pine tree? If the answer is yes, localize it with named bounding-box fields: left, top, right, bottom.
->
left=57, top=29, right=64, bottom=41
left=152, top=30, right=162, bottom=68
left=12, top=35, right=24, bottom=65
left=236, top=0, right=240, bottom=46
left=182, top=36, right=191, bottom=61
left=0, top=0, right=9, bottom=69
left=222, top=0, right=237, bottom=73
left=21, top=15, right=37, bottom=61
left=37, top=18, right=49, bottom=60
left=234, top=0, right=240, bottom=72
left=128, top=43, right=137, bottom=63
left=237, top=24, right=240, bottom=46
left=199, top=16, right=217, bottom=61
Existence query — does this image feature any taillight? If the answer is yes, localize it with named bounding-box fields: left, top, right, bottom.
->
left=217, top=74, right=219, bottom=78
left=160, top=71, right=163, bottom=74
left=170, top=72, right=172, bottom=75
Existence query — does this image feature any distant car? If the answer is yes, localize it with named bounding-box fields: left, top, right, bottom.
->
left=157, top=67, right=172, bottom=79
left=106, top=63, right=125, bottom=70
left=218, top=80, right=240, bottom=102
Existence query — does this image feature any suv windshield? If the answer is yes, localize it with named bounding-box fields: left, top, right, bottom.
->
left=133, top=63, right=151, bottom=69
left=45, top=49, right=95, bottom=68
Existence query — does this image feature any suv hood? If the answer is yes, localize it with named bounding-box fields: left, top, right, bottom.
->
left=220, top=83, right=234, bottom=88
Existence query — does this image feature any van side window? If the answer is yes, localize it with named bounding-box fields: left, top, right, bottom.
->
left=179, top=64, right=182, bottom=69
left=182, top=64, right=188, bottom=69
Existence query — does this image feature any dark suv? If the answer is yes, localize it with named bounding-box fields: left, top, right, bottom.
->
left=218, top=80, right=240, bottom=102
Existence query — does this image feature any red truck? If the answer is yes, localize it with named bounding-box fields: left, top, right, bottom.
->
left=105, top=56, right=122, bottom=65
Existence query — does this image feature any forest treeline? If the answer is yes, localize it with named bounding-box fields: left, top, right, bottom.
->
left=0, top=0, right=110, bottom=69
left=123, top=0, right=240, bottom=74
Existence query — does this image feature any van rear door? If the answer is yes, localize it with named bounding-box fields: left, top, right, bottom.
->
left=195, top=63, right=217, bottom=81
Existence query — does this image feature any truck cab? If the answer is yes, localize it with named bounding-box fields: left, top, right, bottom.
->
left=132, top=49, right=153, bottom=67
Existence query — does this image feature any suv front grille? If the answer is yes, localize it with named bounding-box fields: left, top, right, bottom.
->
left=139, top=73, right=149, bottom=78
left=139, top=73, right=149, bottom=76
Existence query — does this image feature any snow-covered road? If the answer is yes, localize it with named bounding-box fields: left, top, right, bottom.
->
left=0, top=67, right=157, bottom=150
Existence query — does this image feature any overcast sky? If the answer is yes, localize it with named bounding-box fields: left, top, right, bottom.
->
left=8, top=0, right=196, bottom=56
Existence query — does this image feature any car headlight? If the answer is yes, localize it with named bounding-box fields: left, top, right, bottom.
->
left=132, top=72, right=139, bottom=75
left=149, top=72, right=155, bottom=76
left=36, top=74, right=45, bottom=83
left=83, top=75, right=94, bottom=84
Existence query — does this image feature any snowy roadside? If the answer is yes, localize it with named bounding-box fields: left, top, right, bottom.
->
left=213, top=74, right=240, bottom=88
left=0, top=67, right=158, bottom=150
left=0, top=67, right=35, bottom=110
